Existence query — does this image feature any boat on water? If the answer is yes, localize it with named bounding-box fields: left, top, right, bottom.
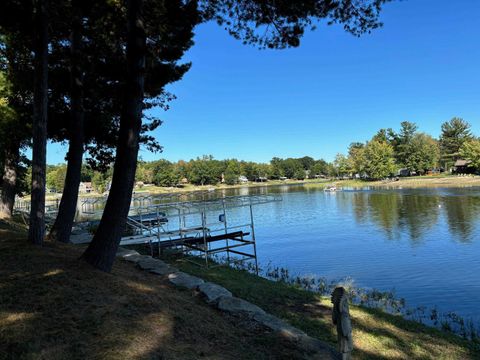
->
left=323, top=185, right=338, bottom=192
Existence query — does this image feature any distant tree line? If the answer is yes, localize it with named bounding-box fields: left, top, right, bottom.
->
left=124, top=117, right=480, bottom=185
left=134, top=155, right=332, bottom=186
left=41, top=117, right=480, bottom=193
left=44, top=155, right=331, bottom=191
left=333, top=118, right=479, bottom=180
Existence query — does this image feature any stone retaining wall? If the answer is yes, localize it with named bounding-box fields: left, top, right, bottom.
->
left=117, top=247, right=340, bottom=359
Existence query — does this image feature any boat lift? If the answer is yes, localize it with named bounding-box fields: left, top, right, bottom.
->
left=82, top=193, right=281, bottom=273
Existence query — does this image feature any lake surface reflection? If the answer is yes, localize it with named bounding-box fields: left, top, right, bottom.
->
left=225, top=185, right=480, bottom=323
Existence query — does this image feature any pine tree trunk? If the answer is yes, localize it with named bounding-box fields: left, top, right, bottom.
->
left=49, top=1, right=84, bottom=243
left=81, top=0, right=145, bottom=272
left=29, top=0, right=48, bottom=245
left=0, top=146, right=19, bottom=219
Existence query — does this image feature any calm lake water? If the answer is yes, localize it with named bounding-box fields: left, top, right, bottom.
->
left=221, top=184, right=480, bottom=323
left=78, top=184, right=480, bottom=323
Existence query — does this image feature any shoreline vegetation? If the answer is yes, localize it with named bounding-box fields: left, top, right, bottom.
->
left=137, top=175, right=480, bottom=192
left=37, top=175, right=480, bottom=201
left=1, top=220, right=479, bottom=359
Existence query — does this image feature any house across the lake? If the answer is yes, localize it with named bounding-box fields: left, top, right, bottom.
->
left=79, top=182, right=93, bottom=193
left=238, top=176, right=248, bottom=183
left=453, top=159, right=473, bottom=174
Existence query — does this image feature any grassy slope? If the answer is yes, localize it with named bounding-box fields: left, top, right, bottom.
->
left=0, top=224, right=311, bottom=360
left=168, top=258, right=480, bottom=360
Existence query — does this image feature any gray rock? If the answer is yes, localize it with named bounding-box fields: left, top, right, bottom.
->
left=137, top=257, right=166, bottom=270
left=123, top=254, right=150, bottom=263
left=168, top=272, right=204, bottom=289
left=116, top=248, right=140, bottom=258
left=198, top=282, right=232, bottom=304
left=253, top=314, right=339, bottom=359
left=69, top=232, right=93, bottom=244
left=217, top=296, right=265, bottom=318
left=253, top=312, right=304, bottom=338
left=71, top=228, right=87, bottom=235
left=149, top=265, right=178, bottom=276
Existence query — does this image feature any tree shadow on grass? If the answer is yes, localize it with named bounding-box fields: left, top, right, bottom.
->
left=0, top=231, right=312, bottom=360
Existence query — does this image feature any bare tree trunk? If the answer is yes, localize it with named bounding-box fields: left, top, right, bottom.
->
left=81, top=0, right=145, bottom=272
left=28, top=0, right=48, bottom=245
left=0, top=146, right=19, bottom=219
left=49, top=1, right=84, bottom=243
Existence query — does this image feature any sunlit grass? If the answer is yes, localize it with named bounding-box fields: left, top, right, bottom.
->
left=170, top=258, right=480, bottom=360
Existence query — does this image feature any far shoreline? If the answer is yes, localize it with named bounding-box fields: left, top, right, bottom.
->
left=36, top=175, right=480, bottom=202
left=133, top=175, right=480, bottom=195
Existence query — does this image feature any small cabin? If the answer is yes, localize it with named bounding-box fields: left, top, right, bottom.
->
left=453, top=159, right=473, bottom=174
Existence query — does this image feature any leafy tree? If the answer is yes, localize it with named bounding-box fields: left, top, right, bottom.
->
left=281, top=158, right=303, bottom=178
left=334, top=153, right=351, bottom=177
left=363, top=140, right=396, bottom=179
left=81, top=164, right=94, bottom=182
left=0, top=0, right=36, bottom=220
left=46, top=165, right=67, bottom=191
left=224, top=160, right=241, bottom=185
left=390, top=121, right=418, bottom=166
left=255, top=163, right=272, bottom=179
left=404, top=133, right=439, bottom=174
left=348, top=142, right=365, bottom=175
left=293, top=168, right=306, bottom=180
left=270, top=157, right=285, bottom=179
left=240, top=161, right=255, bottom=181
left=325, top=162, right=337, bottom=177
left=189, top=155, right=221, bottom=185
left=298, top=156, right=315, bottom=170
left=460, top=139, right=480, bottom=172
left=439, top=118, right=473, bottom=167
left=152, top=160, right=180, bottom=187
left=224, top=159, right=242, bottom=185
left=135, top=161, right=155, bottom=184
left=310, top=159, right=329, bottom=176
left=371, top=128, right=390, bottom=143
left=175, top=160, right=189, bottom=181
left=91, top=171, right=110, bottom=194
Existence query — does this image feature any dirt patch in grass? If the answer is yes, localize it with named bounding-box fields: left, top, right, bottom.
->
left=0, top=224, right=311, bottom=360
left=169, top=258, right=480, bottom=360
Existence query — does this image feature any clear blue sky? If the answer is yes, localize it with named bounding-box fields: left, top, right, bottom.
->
left=47, top=0, right=480, bottom=164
